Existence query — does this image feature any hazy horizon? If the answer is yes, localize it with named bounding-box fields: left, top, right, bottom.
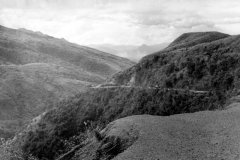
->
left=0, top=0, right=239, bottom=46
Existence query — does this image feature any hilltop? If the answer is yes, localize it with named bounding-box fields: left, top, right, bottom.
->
left=167, top=31, right=229, bottom=49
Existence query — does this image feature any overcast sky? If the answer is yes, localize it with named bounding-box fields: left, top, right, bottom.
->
left=0, top=0, right=240, bottom=45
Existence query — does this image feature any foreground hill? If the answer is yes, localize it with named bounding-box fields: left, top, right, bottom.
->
left=0, top=25, right=134, bottom=137
left=74, top=102, right=240, bottom=160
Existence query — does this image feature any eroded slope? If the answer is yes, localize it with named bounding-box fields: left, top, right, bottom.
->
left=104, top=103, right=240, bottom=160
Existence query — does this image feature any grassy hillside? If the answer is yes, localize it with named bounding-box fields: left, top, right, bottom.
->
left=0, top=25, right=134, bottom=77
left=0, top=25, right=134, bottom=138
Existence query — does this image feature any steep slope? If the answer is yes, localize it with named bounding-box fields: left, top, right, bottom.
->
left=0, top=25, right=134, bottom=137
left=76, top=102, right=240, bottom=160
left=110, top=32, right=238, bottom=93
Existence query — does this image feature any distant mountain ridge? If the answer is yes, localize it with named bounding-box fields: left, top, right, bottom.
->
left=89, top=43, right=168, bottom=62
left=0, top=25, right=134, bottom=137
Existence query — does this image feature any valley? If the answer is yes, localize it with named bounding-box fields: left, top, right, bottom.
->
left=0, top=0, right=239, bottom=160
left=14, top=31, right=240, bottom=160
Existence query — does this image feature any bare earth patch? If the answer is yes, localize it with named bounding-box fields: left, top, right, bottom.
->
left=89, top=103, right=240, bottom=160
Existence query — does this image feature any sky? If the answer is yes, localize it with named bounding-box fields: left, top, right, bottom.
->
left=0, top=0, right=240, bottom=45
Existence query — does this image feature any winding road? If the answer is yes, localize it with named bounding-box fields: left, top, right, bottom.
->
left=91, top=85, right=209, bottom=94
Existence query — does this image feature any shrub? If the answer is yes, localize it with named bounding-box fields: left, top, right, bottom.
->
left=0, top=138, right=37, bottom=160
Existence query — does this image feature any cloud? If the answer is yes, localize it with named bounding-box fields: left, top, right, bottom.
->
left=0, top=0, right=240, bottom=46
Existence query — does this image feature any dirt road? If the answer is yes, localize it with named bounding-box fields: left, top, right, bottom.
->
left=91, top=85, right=208, bottom=94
